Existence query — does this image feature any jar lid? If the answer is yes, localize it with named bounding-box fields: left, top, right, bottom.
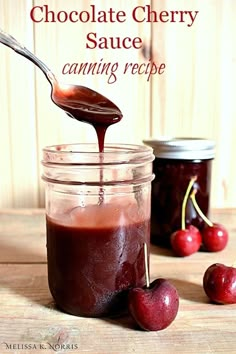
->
left=143, top=137, right=215, bottom=160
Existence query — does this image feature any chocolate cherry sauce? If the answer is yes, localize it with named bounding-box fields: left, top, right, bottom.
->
left=46, top=204, right=149, bottom=317
left=45, top=84, right=151, bottom=317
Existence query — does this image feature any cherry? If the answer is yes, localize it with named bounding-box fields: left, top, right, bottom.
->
left=203, top=263, right=236, bottom=304
left=170, top=176, right=202, bottom=256
left=190, top=190, right=228, bottom=252
left=170, top=225, right=202, bottom=257
left=128, top=278, right=179, bottom=331
left=128, top=243, right=179, bottom=331
left=201, top=223, right=228, bottom=252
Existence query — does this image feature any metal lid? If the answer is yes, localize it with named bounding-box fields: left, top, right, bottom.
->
left=143, top=137, right=215, bottom=160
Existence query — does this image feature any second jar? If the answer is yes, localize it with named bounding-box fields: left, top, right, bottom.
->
left=144, top=138, right=215, bottom=247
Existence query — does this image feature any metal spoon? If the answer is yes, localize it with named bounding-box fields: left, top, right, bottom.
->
left=0, top=28, right=122, bottom=123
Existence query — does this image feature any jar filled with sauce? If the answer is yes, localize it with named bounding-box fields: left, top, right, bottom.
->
left=143, top=138, right=215, bottom=247
left=42, top=143, right=154, bottom=317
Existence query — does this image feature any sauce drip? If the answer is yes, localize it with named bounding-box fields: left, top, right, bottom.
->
left=51, top=81, right=123, bottom=204
left=51, top=82, right=123, bottom=152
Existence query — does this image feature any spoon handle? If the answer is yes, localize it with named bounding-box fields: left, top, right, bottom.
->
left=0, top=28, right=55, bottom=82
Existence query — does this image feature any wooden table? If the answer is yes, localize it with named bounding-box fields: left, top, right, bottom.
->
left=0, top=209, right=236, bottom=354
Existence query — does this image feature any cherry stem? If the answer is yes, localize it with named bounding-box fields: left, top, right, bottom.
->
left=144, top=242, right=150, bottom=288
left=190, top=189, right=213, bottom=227
left=181, top=176, right=197, bottom=230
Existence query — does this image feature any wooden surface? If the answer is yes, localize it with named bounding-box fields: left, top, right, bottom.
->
left=0, top=209, right=236, bottom=354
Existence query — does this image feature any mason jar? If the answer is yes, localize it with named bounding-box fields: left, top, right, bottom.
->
left=144, top=138, right=215, bottom=247
left=42, top=143, right=154, bottom=317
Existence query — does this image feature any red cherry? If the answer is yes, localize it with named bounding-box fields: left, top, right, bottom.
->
left=170, top=177, right=201, bottom=257
left=201, top=223, right=228, bottom=252
left=190, top=190, right=229, bottom=253
left=170, top=225, right=202, bottom=257
left=128, top=278, right=179, bottom=331
left=203, top=263, right=236, bottom=304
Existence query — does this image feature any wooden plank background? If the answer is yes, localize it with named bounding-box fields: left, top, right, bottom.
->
left=0, top=0, right=235, bottom=208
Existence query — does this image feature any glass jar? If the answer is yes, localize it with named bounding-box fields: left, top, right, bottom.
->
left=42, top=143, right=154, bottom=317
left=144, top=138, right=215, bottom=247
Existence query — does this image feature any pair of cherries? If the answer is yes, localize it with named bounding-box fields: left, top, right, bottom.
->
left=170, top=177, right=228, bottom=257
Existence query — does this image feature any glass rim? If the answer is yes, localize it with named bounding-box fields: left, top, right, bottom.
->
left=43, top=143, right=152, bottom=154
left=42, top=143, right=154, bottom=166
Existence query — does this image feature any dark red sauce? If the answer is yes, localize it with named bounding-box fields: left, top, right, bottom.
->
left=46, top=204, right=149, bottom=317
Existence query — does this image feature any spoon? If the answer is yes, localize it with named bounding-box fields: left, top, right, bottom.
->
left=0, top=28, right=122, bottom=124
